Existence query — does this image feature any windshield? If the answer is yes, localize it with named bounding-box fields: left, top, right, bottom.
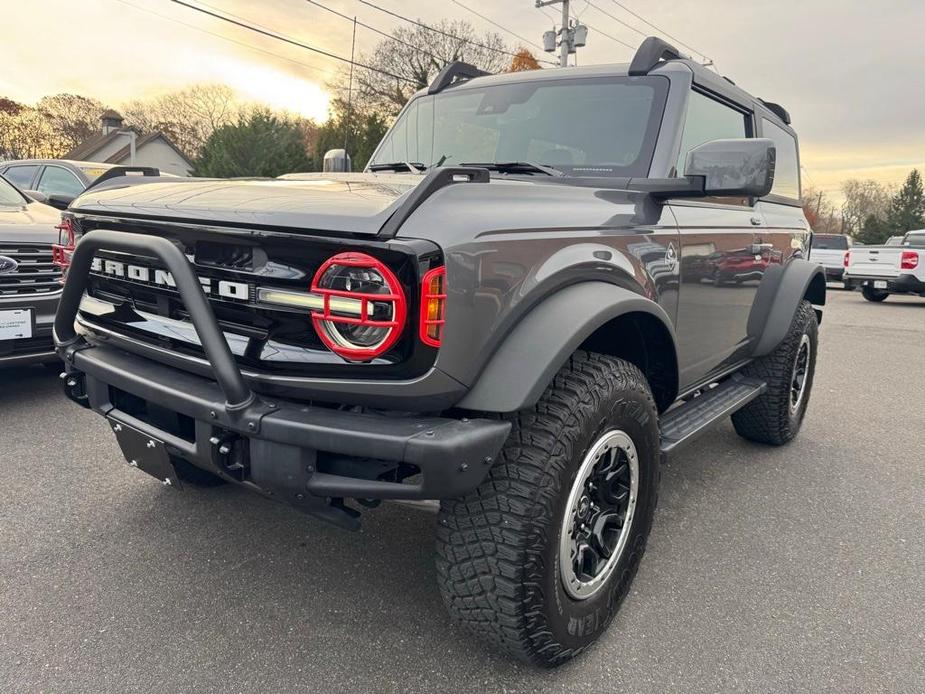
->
left=0, top=175, right=26, bottom=205
left=812, top=234, right=849, bottom=250
left=369, top=76, right=669, bottom=177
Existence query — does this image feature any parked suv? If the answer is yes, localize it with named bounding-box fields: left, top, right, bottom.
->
left=53, top=38, right=825, bottom=666
left=0, top=174, right=64, bottom=366
left=0, top=160, right=115, bottom=206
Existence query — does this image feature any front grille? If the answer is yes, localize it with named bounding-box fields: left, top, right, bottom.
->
left=0, top=243, right=62, bottom=296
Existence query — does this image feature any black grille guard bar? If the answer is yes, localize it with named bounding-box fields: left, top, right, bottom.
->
left=54, top=229, right=255, bottom=411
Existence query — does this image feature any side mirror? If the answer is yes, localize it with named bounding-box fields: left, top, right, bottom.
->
left=323, top=149, right=351, bottom=173
left=684, top=138, right=776, bottom=198
left=24, top=190, right=48, bottom=204
left=46, top=193, right=76, bottom=211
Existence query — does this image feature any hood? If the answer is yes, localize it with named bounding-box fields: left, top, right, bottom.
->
left=0, top=200, right=62, bottom=244
left=70, top=172, right=426, bottom=234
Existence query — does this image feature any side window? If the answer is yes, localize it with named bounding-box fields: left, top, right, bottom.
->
left=676, top=91, right=748, bottom=176
left=761, top=118, right=800, bottom=200
left=3, top=165, right=38, bottom=189
left=36, top=166, right=85, bottom=197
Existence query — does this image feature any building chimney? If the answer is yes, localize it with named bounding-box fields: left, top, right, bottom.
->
left=100, top=109, right=124, bottom=135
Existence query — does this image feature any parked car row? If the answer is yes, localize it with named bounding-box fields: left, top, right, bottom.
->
left=0, top=163, right=165, bottom=366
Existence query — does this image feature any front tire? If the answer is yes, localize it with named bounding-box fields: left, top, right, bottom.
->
left=436, top=352, right=660, bottom=667
left=861, top=286, right=889, bottom=302
left=732, top=299, right=818, bottom=445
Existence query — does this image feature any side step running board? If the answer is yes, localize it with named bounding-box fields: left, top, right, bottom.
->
left=660, top=377, right=767, bottom=455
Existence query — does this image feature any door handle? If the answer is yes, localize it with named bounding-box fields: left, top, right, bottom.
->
left=749, top=243, right=774, bottom=254
left=749, top=216, right=762, bottom=226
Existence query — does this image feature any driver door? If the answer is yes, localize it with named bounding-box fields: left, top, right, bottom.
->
left=670, top=90, right=763, bottom=390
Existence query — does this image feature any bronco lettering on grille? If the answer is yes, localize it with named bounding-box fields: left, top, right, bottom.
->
left=90, top=257, right=250, bottom=301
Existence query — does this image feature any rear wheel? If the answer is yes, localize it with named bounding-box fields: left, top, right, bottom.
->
left=732, top=299, right=818, bottom=445
left=861, top=286, right=889, bottom=302
left=436, top=352, right=660, bottom=667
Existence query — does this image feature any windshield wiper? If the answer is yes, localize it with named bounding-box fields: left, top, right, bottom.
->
left=368, top=161, right=426, bottom=174
left=460, top=161, right=565, bottom=177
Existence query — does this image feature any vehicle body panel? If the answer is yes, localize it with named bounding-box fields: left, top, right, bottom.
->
left=72, top=174, right=423, bottom=235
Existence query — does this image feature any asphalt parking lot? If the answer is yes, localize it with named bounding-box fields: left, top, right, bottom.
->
left=1, top=289, right=922, bottom=693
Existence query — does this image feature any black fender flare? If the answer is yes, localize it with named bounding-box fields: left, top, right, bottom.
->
left=457, top=282, right=678, bottom=413
left=748, top=259, right=826, bottom=357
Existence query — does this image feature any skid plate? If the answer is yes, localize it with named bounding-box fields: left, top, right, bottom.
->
left=107, top=417, right=180, bottom=488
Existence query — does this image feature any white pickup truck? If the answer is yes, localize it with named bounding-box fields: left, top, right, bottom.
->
left=845, top=230, right=925, bottom=301
left=809, top=233, right=851, bottom=286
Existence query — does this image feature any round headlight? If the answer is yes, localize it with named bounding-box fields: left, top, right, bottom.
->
left=310, top=252, right=406, bottom=361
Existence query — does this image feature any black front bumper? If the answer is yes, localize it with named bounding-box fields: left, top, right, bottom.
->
left=66, top=344, right=508, bottom=503
left=54, top=230, right=510, bottom=528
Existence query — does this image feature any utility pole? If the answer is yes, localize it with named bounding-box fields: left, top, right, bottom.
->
left=344, top=16, right=357, bottom=153
left=536, top=0, right=587, bottom=67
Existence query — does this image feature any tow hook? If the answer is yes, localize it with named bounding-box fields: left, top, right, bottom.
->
left=209, top=431, right=248, bottom=481
left=60, top=370, right=90, bottom=409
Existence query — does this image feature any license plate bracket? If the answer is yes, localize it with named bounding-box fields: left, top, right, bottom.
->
left=108, top=417, right=180, bottom=487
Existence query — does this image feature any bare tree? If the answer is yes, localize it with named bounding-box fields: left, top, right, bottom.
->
left=802, top=186, right=841, bottom=234
left=340, top=20, right=511, bottom=117
left=122, top=84, right=241, bottom=158
left=0, top=108, right=58, bottom=159
left=841, top=179, right=892, bottom=237
left=37, top=94, right=110, bottom=154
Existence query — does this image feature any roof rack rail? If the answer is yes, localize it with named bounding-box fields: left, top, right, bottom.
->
left=628, top=36, right=687, bottom=76
left=428, top=62, right=490, bottom=95
left=85, top=166, right=161, bottom=191
left=758, top=99, right=792, bottom=125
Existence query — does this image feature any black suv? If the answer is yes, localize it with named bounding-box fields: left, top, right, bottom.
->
left=54, top=38, right=825, bottom=665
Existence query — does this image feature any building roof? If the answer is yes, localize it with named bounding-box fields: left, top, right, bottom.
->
left=64, top=130, right=193, bottom=169
left=65, top=131, right=121, bottom=161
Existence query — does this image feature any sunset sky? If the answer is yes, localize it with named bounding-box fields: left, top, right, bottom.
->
left=4, top=0, right=924, bottom=198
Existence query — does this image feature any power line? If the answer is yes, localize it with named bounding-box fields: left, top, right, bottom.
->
left=303, top=0, right=445, bottom=65
left=354, top=0, right=530, bottom=61
left=586, top=1, right=646, bottom=38
left=111, top=0, right=335, bottom=79
left=582, top=21, right=635, bottom=51
left=170, top=0, right=416, bottom=83
left=448, top=0, right=548, bottom=54
left=605, top=0, right=710, bottom=62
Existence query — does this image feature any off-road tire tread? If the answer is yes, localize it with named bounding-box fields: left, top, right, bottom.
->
left=731, top=300, right=817, bottom=445
left=435, top=351, right=658, bottom=667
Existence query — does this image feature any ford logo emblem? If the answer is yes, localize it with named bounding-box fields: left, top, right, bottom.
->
left=0, top=255, right=18, bottom=274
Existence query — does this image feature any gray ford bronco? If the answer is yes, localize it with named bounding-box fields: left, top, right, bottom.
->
left=54, top=38, right=825, bottom=666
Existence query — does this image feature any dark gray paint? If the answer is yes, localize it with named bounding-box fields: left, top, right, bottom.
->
left=61, top=58, right=817, bottom=415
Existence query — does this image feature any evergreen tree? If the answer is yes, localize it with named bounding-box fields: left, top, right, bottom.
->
left=192, top=110, right=313, bottom=178
left=855, top=213, right=893, bottom=245
left=313, top=99, right=387, bottom=172
left=886, top=169, right=925, bottom=234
